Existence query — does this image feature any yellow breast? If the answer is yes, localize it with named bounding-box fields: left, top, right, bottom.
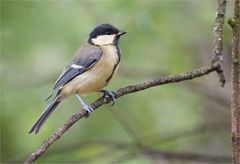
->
left=61, top=45, right=120, bottom=97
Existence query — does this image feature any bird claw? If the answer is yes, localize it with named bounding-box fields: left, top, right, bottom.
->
left=100, top=90, right=116, bottom=106
left=82, top=104, right=94, bottom=113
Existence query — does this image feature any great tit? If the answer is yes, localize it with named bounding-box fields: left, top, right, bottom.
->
left=29, top=24, right=126, bottom=134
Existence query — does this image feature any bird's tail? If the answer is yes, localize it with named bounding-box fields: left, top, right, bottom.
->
left=29, top=97, right=61, bottom=134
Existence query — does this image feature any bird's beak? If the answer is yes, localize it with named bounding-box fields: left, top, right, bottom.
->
left=117, top=30, right=127, bottom=36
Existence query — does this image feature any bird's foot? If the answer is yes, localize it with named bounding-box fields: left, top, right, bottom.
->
left=82, top=103, right=94, bottom=113
left=100, top=90, right=116, bottom=106
left=75, top=94, right=93, bottom=115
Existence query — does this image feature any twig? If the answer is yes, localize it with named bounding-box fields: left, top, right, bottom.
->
left=212, top=0, right=227, bottom=87
left=228, top=0, right=240, bottom=163
left=121, top=66, right=230, bottom=107
left=24, top=63, right=219, bottom=164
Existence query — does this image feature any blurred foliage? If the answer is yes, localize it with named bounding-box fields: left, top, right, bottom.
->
left=1, top=0, right=232, bottom=163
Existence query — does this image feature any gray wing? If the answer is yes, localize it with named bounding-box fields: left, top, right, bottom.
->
left=53, top=45, right=102, bottom=90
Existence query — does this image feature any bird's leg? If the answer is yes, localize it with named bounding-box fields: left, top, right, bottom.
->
left=99, top=90, right=116, bottom=106
left=75, top=94, right=93, bottom=113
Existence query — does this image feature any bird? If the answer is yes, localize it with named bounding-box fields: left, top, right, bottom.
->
left=29, top=24, right=126, bottom=134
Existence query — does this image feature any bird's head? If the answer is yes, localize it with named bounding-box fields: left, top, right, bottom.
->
left=88, top=24, right=126, bottom=46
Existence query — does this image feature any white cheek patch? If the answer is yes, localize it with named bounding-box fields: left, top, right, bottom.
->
left=71, top=64, right=83, bottom=69
left=92, top=34, right=115, bottom=45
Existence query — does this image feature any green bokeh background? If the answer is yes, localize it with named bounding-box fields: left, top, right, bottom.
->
left=1, top=0, right=232, bottom=163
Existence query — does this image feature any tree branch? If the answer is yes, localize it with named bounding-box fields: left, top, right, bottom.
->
left=24, top=63, right=219, bottom=164
left=228, top=0, right=240, bottom=163
left=212, top=0, right=227, bottom=87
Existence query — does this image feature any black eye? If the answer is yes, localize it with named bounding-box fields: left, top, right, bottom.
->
left=106, top=31, right=111, bottom=35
